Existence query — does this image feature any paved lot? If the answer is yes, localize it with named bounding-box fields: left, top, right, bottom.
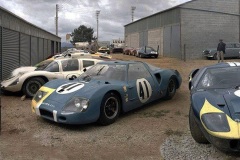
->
left=1, top=54, right=240, bottom=160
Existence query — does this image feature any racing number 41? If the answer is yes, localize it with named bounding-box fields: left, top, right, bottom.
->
left=136, top=78, right=152, bottom=103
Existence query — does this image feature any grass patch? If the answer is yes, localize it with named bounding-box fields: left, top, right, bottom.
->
left=139, top=110, right=170, bottom=118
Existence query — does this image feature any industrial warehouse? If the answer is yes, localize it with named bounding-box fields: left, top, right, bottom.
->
left=124, top=0, right=240, bottom=60
left=0, top=6, right=61, bottom=80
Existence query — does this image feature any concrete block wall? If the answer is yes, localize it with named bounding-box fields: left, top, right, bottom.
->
left=125, top=33, right=139, bottom=48
left=147, top=28, right=163, bottom=56
left=181, top=0, right=239, bottom=59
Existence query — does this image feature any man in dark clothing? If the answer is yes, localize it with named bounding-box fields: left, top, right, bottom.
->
left=217, top=39, right=226, bottom=63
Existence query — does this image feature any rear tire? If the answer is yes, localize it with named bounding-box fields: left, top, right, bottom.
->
left=22, top=77, right=45, bottom=98
left=164, top=78, right=176, bottom=100
left=98, top=92, right=120, bottom=125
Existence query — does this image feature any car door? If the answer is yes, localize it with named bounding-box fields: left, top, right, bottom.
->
left=60, top=59, right=81, bottom=79
left=225, top=43, right=234, bottom=58
left=233, top=43, right=240, bottom=58
left=126, top=63, right=157, bottom=111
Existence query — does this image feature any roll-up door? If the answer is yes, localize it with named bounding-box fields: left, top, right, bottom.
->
left=43, top=39, right=48, bottom=59
left=20, top=33, right=30, bottom=66
left=48, top=40, right=51, bottom=57
left=38, top=38, right=44, bottom=62
left=31, top=36, right=38, bottom=65
left=2, top=28, right=20, bottom=80
left=0, top=27, right=2, bottom=80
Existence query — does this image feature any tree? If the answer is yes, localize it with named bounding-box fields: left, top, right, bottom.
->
left=71, top=25, right=96, bottom=44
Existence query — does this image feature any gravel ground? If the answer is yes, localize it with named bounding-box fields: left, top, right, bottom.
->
left=1, top=54, right=240, bottom=159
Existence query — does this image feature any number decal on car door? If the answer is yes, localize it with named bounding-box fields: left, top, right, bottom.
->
left=136, top=78, right=152, bottom=103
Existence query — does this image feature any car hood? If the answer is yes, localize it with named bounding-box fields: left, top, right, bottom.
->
left=203, top=48, right=216, bottom=52
left=12, top=66, right=36, bottom=76
left=42, top=79, right=114, bottom=105
left=193, top=89, right=240, bottom=120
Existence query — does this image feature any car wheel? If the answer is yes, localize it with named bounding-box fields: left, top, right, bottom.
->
left=155, top=55, right=158, bottom=58
left=213, top=53, right=217, bottom=60
left=23, top=77, right=45, bottom=97
left=98, top=92, right=120, bottom=125
left=164, top=77, right=176, bottom=100
left=189, top=106, right=209, bottom=144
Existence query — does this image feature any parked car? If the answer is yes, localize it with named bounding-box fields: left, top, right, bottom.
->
left=31, top=60, right=182, bottom=125
left=189, top=62, right=240, bottom=152
left=112, top=47, right=124, bottom=53
left=203, top=42, right=240, bottom=59
left=137, top=46, right=159, bottom=58
left=98, top=46, right=110, bottom=54
left=1, top=58, right=102, bottom=97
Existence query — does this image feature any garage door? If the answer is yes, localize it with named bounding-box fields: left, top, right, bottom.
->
left=171, top=25, right=181, bottom=59
left=31, top=36, right=38, bottom=65
left=38, top=38, right=44, bottom=62
left=44, top=39, right=48, bottom=59
left=20, top=33, right=31, bottom=66
left=2, top=28, right=20, bottom=79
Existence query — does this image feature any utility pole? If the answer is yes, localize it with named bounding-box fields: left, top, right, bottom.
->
left=96, top=10, right=100, bottom=41
left=56, top=4, right=59, bottom=36
left=131, top=6, right=136, bottom=22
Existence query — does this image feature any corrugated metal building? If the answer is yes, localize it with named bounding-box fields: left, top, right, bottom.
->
left=124, top=0, right=240, bottom=60
left=0, top=6, right=61, bottom=80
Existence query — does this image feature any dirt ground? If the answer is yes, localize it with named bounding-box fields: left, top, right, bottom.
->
left=0, top=54, right=239, bottom=160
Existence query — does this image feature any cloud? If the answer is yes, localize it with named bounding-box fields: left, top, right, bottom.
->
left=0, top=0, right=190, bottom=42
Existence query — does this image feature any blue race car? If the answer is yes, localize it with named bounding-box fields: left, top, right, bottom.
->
left=31, top=60, right=182, bottom=125
left=189, top=62, right=240, bottom=152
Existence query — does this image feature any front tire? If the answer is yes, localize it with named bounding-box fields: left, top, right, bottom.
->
left=189, top=106, right=209, bottom=144
left=164, top=78, right=176, bottom=100
left=98, top=92, right=120, bottom=125
left=22, top=77, right=45, bottom=97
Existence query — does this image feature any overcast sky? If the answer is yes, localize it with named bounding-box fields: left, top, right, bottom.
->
left=0, top=0, right=190, bottom=42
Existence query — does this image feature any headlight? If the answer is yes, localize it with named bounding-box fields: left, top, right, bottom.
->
left=34, top=90, right=48, bottom=103
left=9, top=78, right=19, bottom=86
left=63, top=97, right=89, bottom=113
left=201, top=113, right=230, bottom=132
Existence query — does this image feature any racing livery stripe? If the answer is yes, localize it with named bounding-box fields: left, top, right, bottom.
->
left=234, top=62, right=240, bottom=66
left=53, top=110, right=57, bottom=122
left=227, top=62, right=236, bottom=66
left=200, top=99, right=240, bottom=139
left=67, top=83, right=83, bottom=91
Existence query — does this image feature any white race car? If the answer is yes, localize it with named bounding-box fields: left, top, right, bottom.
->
left=1, top=57, right=102, bottom=97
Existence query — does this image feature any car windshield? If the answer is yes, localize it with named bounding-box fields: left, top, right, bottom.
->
left=197, top=67, right=240, bottom=89
left=35, top=59, right=53, bottom=70
left=79, top=64, right=126, bottom=81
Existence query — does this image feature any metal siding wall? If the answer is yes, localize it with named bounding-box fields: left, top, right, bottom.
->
left=48, top=40, right=51, bottom=56
left=171, top=25, right=181, bottom=58
left=2, top=28, right=20, bottom=79
left=44, top=39, right=48, bottom=59
left=144, top=31, right=148, bottom=47
left=0, top=27, right=2, bottom=80
left=163, top=26, right=171, bottom=57
left=139, top=32, right=144, bottom=47
left=20, top=33, right=30, bottom=66
left=38, top=38, right=44, bottom=62
left=31, top=36, right=38, bottom=65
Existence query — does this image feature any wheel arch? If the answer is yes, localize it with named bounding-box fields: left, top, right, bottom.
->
left=104, top=90, right=123, bottom=113
left=22, top=76, right=49, bottom=91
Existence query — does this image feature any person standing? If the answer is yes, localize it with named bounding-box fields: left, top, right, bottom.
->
left=217, top=39, right=226, bottom=63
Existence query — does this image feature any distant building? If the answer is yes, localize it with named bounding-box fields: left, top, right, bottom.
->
left=124, top=0, right=240, bottom=60
left=112, top=39, right=125, bottom=48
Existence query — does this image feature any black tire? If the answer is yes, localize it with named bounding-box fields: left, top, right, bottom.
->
left=213, top=53, right=217, bottom=60
left=22, top=77, right=45, bottom=98
left=98, top=92, right=120, bottom=125
left=164, top=78, right=176, bottom=100
left=189, top=106, right=209, bottom=144
left=155, top=55, right=158, bottom=58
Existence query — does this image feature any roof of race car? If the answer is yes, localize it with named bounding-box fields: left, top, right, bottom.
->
left=201, top=62, right=240, bottom=70
left=97, top=60, right=145, bottom=65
